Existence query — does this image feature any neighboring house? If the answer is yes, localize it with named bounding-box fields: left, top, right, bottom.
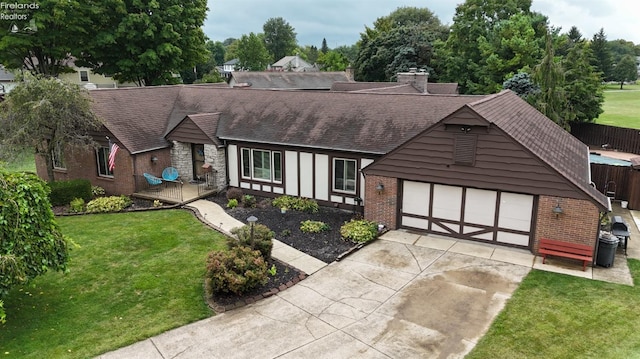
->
left=57, top=58, right=137, bottom=89
left=0, top=65, right=17, bottom=93
left=270, top=55, right=315, bottom=72
left=332, top=69, right=459, bottom=94
left=35, top=84, right=609, bottom=259
left=228, top=71, right=350, bottom=90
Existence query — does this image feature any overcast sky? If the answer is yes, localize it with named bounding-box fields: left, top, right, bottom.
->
left=204, top=0, right=640, bottom=48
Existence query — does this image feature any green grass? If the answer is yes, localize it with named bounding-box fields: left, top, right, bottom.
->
left=467, top=259, right=640, bottom=358
left=0, top=209, right=227, bottom=358
left=1, top=150, right=36, bottom=172
left=596, top=83, right=640, bottom=129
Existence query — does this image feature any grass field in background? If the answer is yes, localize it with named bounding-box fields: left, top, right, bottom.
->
left=596, top=83, right=640, bottom=129
left=1, top=150, right=36, bottom=172
left=0, top=210, right=227, bottom=358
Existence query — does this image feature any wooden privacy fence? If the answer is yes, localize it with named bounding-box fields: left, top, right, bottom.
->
left=572, top=123, right=640, bottom=155
left=590, top=163, right=640, bottom=210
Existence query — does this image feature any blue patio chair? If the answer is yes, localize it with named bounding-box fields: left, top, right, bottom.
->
left=143, top=173, right=163, bottom=187
left=162, top=167, right=179, bottom=181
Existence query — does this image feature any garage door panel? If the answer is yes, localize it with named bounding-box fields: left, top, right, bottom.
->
left=497, top=232, right=529, bottom=246
left=432, top=184, right=462, bottom=221
left=498, top=193, right=533, bottom=232
left=464, top=188, right=496, bottom=226
left=402, top=216, right=430, bottom=229
left=402, top=181, right=430, bottom=216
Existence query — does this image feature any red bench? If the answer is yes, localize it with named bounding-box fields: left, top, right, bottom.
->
left=538, top=238, right=594, bottom=271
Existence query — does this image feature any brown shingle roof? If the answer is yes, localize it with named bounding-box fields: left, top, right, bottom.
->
left=331, top=81, right=458, bottom=94
left=230, top=71, right=348, bottom=89
left=468, top=90, right=608, bottom=209
left=90, top=86, right=181, bottom=153
left=169, top=86, right=483, bottom=154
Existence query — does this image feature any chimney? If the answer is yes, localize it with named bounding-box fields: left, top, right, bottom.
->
left=345, top=65, right=355, bottom=81
left=397, top=68, right=429, bottom=93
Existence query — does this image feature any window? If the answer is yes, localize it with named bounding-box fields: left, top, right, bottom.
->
left=52, top=143, right=65, bottom=169
left=79, top=71, right=89, bottom=82
left=333, top=158, right=357, bottom=193
left=96, top=147, right=113, bottom=177
left=240, top=148, right=282, bottom=183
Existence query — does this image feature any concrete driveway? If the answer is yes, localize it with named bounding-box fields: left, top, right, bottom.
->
left=99, top=233, right=531, bottom=358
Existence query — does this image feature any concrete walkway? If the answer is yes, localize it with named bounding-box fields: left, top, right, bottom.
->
left=187, top=200, right=327, bottom=275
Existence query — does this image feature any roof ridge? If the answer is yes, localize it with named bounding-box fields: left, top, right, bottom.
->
left=467, top=89, right=510, bottom=107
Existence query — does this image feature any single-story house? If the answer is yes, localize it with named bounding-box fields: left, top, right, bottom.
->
left=36, top=83, right=609, bottom=257
left=270, top=55, right=315, bottom=72
left=331, top=69, right=458, bottom=94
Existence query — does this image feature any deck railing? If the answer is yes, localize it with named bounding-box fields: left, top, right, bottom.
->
left=133, top=174, right=184, bottom=203
left=197, top=171, right=217, bottom=197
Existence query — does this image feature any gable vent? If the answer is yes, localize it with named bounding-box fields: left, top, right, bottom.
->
left=454, top=134, right=477, bottom=166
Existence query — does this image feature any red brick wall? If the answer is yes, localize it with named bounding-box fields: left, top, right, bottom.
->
left=533, top=195, right=600, bottom=253
left=36, top=146, right=171, bottom=196
left=364, top=175, right=398, bottom=229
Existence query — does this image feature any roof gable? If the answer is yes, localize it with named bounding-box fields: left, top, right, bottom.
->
left=166, top=113, right=221, bottom=146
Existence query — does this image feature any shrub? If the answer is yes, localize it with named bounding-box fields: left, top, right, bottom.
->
left=300, top=220, right=330, bottom=233
left=226, top=198, right=238, bottom=209
left=272, top=195, right=319, bottom=213
left=242, top=194, right=256, bottom=208
left=91, top=185, right=105, bottom=197
left=226, top=187, right=243, bottom=201
left=48, top=179, right=92, bottom=206
left=340, top=219, right=378, bottom=244
left=69, top=197, right=85, bottom=213
left=229, top=223, right=274, bottom=260
left=205, top=246, right=268, bottom=296
left=86, top=196, right=132, bottom=213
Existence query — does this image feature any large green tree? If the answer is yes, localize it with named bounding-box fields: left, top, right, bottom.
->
left=0, top=0, right=85, bottom=76
left=590, top=28, right=613, bottom=81
left=0, top=168, right=70, bottom=321
left=77, top=0, right=208, bottom=86
left=435, top=0, right=544, bottom=94
left=236, top=33, right=271, bottom=71
left=354, top=7, right=448, bottom=82
left=180, top=40, right=225, bottom=84
left=563, top=42, right=604, bottom=122
left=611, top=54, right=639, bottom=89
left=262, top=17, right=297, bottom=63
left=317, top=51, right=350, bottom=71
left=0, top=74, right=102, bottom=182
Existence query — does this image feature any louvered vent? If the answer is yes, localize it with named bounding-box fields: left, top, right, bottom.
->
left=454, top=134, right=477, bottom=165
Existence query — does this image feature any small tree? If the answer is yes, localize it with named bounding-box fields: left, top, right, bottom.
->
left=611, top=55, right=638, bottom=89
left=0, top=74, right=102, bottom=182
left=0, top=168, right=70, bottom=320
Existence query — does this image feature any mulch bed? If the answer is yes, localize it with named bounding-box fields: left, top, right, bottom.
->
left=205, top=193, right=359, bottom=263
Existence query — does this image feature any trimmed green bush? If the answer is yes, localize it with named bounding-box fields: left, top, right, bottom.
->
left=86, top=196, right=132, bottom=213
left=242, top=194, right=256, bottom=208
left=229, top=223, right=274, bottom=260
left=69, top=197, right=85, bottom=213
left=48, top=179, right=92, bottom=206
left=272, top=195, right=319, bottom=213
left=205, top=246, right=268, bottom=296
left=300, top=220, right=330, bottom=233
left=340, top=219, right=378, bottom=243
left=226, top=198, right=238, bottom=209
left=91, top=185, right=105, bottom=197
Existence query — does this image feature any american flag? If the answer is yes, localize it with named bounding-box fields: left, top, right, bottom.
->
left=108, top=143, right=119, bottom=172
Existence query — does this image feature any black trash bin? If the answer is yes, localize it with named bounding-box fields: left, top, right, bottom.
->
left=597, top=234, right=619, bottom=268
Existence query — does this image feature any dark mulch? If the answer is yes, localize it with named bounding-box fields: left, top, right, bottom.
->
left=206, top=192, right=359, bottom=263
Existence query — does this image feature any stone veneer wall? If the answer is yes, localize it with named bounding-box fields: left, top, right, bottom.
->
left=363, top=175, right=398, bottom=229
left=170, top=141, right=193, bottom=181
left=204, top=144, right=227, bottom=191
left=533, top=195, right=601, bottom=253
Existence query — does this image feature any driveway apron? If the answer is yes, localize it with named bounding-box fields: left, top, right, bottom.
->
left=98, top=237, right=531, bottom=359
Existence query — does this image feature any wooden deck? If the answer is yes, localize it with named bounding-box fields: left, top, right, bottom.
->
left=133, top=181, right=217, bottom=204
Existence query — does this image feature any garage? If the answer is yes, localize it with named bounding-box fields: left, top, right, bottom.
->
left=401, top=181, right=535, bottom=247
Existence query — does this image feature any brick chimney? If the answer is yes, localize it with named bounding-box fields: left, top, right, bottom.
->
left=396, top=68, right=429, bottom=93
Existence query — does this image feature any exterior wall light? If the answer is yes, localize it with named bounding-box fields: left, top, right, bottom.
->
left=376, top=183, right=384, bottom=194
left=151, top=156, right=158, bottom=163
left=552, top=203, right=564, bottom=218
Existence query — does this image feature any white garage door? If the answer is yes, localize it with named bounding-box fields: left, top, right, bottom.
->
left=401, top=181, right=534, bottom=247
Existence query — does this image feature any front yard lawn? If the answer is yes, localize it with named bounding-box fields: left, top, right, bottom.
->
left=467, top=259, right=640, bottom=358
left=0, top=209, right=226, bottom=358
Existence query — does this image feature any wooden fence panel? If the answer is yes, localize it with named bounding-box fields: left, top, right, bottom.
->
left=573, top=123, right=640, bottom=155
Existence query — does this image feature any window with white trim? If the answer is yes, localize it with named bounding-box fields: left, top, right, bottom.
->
left=79, top=70, right=89, bottom=82
left=52, top=143, right=65, bottom=169
left=333, top=158, right=357, bottom=193
left=96, top=147, right=113, bottom=177
left=240, top=148, right=282, bottom=183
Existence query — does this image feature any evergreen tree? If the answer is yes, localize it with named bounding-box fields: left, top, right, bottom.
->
left=590, top=28, right=613, bottom=81
left=321, top=38, right=329, bottom=53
